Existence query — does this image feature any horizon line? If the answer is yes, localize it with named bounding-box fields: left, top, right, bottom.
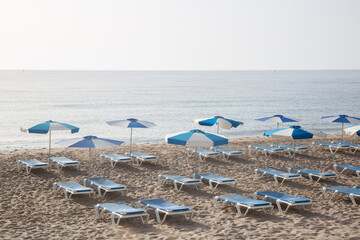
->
left=1, top=68, right=360, bottom=71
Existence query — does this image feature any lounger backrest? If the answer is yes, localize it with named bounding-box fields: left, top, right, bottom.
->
left=140, top=199, right=189, bottom=211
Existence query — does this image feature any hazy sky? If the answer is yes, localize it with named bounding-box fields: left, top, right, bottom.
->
left=0, top=0, right=359, bottom=70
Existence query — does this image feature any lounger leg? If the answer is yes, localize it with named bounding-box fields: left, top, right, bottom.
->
left=283, top=204, right=291, bottom=214
left=155, top=209, right=162, bottom=224
left=98, top=187, right=102, bottom=197
left=157, top=175, right=162, bottom=185
left=214, top=197, right=220, bottom=209
left=26, top=166, right=30, bottom=174
left=349, top=194, right=358, bottom=205
left=110, top=214, right=116, bottom=228
left=243, top=208, right=250, bottom=217
left=174, top=182, right=179, bottom=191
left=356, top=171, right=360, bottom=178
left=273, top=176, right=279, bottom=184
left=64, top=190, right=69, bottom=200
left=275, top=200, right=283, bottom=214
left=94, top=205, right=100, bottom=219
left=178, top=183, right=184, bottom=191
left=235, top=204, right=243, bottom=216
left=315, top=176, right=322, bottom=184
left=322, top=187, right=328, bottom=199
left=280, top=178, right=286, bottom=185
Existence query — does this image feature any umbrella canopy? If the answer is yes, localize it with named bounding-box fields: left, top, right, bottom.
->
left=344, top=124, right=360, bottom=136
left=255, top=115, right=299, bottom=128
left=264, top=125, right=326, bottom=139
left=56, top=135, right=124, bottom=160
left=321, top=115, right=360, bottom=140
left=21, top=120, right=79, bottom=156
left=165, top=129, right=228, bottom=147
left=106, top=118, right=156, bottom=154
left=194, top=116, right=243, bottom=133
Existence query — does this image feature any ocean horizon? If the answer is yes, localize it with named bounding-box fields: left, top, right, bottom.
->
left=1, top=69, right=360, bottom=150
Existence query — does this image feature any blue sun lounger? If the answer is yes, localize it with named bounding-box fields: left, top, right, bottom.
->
left=126, top=152, right=158, bottom=166
left=187, top=148, right=220, bottom=161
left=137, top=199, right=193, bottom=224
left=322, top=186, right=360, bottom=206
left=312, top=142, right=350, bottom=154
left=158, top=174, right=202, bottom=191
left=332, top=141, right=360, bottom=153
left=248, top=145, right=285, bottom=157
left=272, top=144, right=309, bottom=156
left=84, top=177, right=127, bottom=197
left=53, top=181, right=94, bottom=200
left=211, top=147, right=243, bottom=160
left=17, top=159, right=49, bottom=174
left=255, top=168, right=301, bottom=184
left=333, top=164, right=360, bottom=178
left=289, top=167, right=337, bottom=183
left=95, top=202, right=149, bottom=228
left=99, top=153, right=132, bottom=168
left=254, top=191, right=312, bottom=214
left=48, top=157, right=79, bottom=171
left=214, top=194, right=273, bottom=216
left=195, top=173, right=236, bottom=192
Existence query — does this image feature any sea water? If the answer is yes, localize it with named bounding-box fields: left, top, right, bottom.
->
left=0, top=70, right=359, bottom=150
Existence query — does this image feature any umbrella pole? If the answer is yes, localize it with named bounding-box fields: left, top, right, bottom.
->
left=217, top=125, right=219, bottom=134
left=49, top=130, right=51, bottom=158
left=89, top=148, right=91, bottom=161
left=130, top=128, right=133, bottom=154
left=342, top=123, right=344, bottom=141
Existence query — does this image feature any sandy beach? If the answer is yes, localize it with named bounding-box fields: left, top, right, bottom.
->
left=1, top=134, right=359, bottom=240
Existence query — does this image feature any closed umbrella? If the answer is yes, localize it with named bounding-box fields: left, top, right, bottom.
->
left=21, top=120, right=79, bottom=157
left=194, top=116, right=243, bottom=133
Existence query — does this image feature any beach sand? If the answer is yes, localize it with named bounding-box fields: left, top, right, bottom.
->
left=1, top=135, right=359, bottom=239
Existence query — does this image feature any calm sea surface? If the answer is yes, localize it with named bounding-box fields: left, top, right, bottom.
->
left=0, top=70, right=359, bottom=150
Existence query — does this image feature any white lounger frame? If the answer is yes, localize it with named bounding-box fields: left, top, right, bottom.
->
left=213, top=196, right=273, bottom=216
left=322, top=187, right=360, bottom=206
left=48, top=157, right=80, bottom=171
left=99, top=154, right=132, bottom=168
left=254, top=192, right=312, bottom=214
left=17, top=160, right=49, bottom=174
left=333, top=164, right=360, bottom=178
left=248, top=145, right=284, bottom=158
left=157, top=175, right=202, bottom=192
left=312, top=143, right=350, bottom=154
left=95, top=204, right=149, bottom=228
left=52, top=183, right=95, bottom=200
left=137, top=201, right=193, bottom=224
left=254, top=169, right=302, bottom=185
left=83, top=179, right=127, bottom=197
left=186, top=148, right=220, bottom=162
left=211, top=147, right=242, bottom=160
left=195, top=174, right=236, bottom=193
left=126, top=153, right=158, bottom=166
left=288, top=168, right=337, bottom=183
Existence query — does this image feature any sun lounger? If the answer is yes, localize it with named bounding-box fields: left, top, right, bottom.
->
left=186, top=148, right=220, bottom=161
left=254, top=191, right=312, bottom=214
left=158, top=174, right=202, bottom=191
left=99, top=153, right=132, bottom=168
left=255, top=168, right=301, bottom=184
left=322, top=186, right=360, bottom=206
left=211, top=147, right=242, bottom=160
left=195, top=173, right=236, bottom=192
left=248, top=145, right=285, bottom=157
left=332, top=141, right=360, bottom=153
left=17, top=159, right=49, bottom=174
left=272, top=144, right=309, bottom=156
left=333, top=164, right=360, bottom=178
left=95, top=202, right=149, bottom=228
left=214, top=194, right=273, bottom=216
left=312, top=142, right=350, bottom=154
left=137, top=199, right=193, bottom=224
left=289, top=167, right=337, bottom=183
left=126, top=152, right=158, bottom=166
left=53, top=181, right=94, bottom=200
left=84, top=177, right=127, bottom=197
left=48, top=157, right=79, bottom=171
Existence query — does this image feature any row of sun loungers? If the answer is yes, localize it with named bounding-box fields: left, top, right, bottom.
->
left=17, top=157, right=79, bottom=173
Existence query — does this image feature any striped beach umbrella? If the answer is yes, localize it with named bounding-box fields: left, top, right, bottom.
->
left=255, top=115, right=299, bottom=129
left=264, top=125, right=325, bottom=139
left=56, top=135, right=124, bottom=160
left=194, top=116, right=243, bottom=134
left=106, top=118, right=156, bottom=154
left=321, top=115, right=360, bottom=140
left=21, top=120, right=79, bottom=157
left=344, top=124, right=360, bottom=136
left=165, top=129, right=228, bottom=148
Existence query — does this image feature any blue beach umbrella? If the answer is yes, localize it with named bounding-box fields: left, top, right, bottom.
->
left=56, top=135, right=124, bottom=160
left=256, top=115, right=299, bottom=129
left=344, top=124, right=360, bottom=137
left=264, top=125, right=324, bottom=140
left=321, top=115, right=360, bottom=140
left=21, top=120, right=79, bottom=157
left=106, top=118, right=156, bottom=154
left=194, top=116, right=244, bottom=134
left=165, top=129, right=228, bottom=148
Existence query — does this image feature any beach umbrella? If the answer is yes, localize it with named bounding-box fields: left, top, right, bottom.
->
left=255, top=115, right=299, bottom=129
left=194, top=116, right=244, bottom=134
left=344, top=124, right=360, bottom=136
left=56, top=135, right=124, bottom=160
left=321, top=115, right=360, bottom=140
left=106, top=118, right=156, bottom=154
left=21, top=120, right=79, bottom=157
left=165, top=129, right=228, bottom=148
